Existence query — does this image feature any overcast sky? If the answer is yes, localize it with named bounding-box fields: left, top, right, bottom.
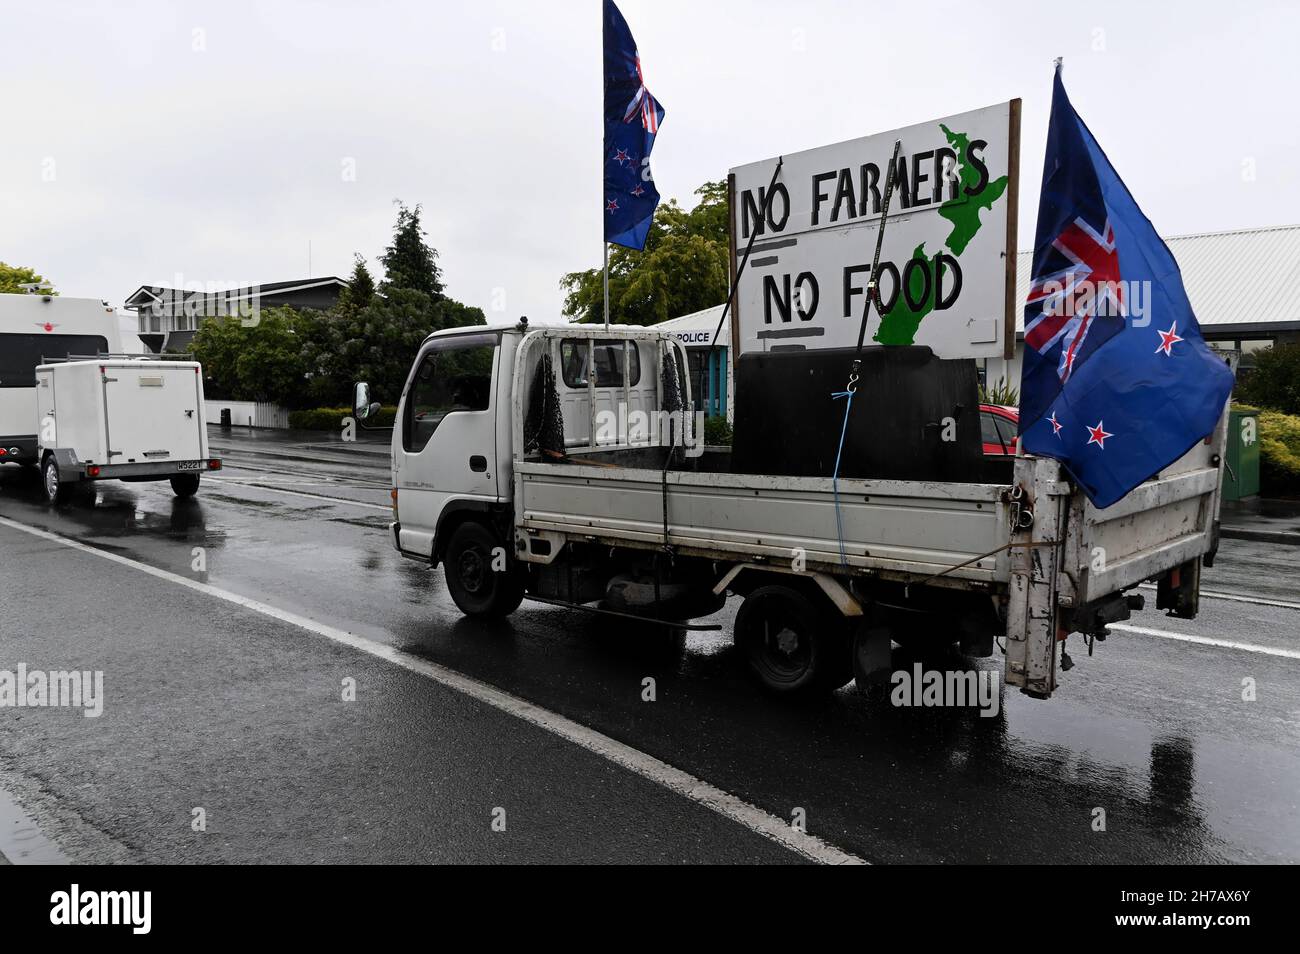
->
left=3, top=0, right=1297, bottom=322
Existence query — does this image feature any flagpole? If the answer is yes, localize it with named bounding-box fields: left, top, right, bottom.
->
left=603, top=243, right=610, bottom=330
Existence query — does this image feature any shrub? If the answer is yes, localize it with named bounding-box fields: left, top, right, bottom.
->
left=703, top=416, right=733, bottom=446
left=979, top=376, right=1019, bottom=406
left=288, top=406, right=398, bottom=431
left=1258, top=410, right=1300, bottom=497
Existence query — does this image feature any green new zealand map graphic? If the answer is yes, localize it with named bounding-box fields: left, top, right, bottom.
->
left=872, top=123, right=1009, bottom=345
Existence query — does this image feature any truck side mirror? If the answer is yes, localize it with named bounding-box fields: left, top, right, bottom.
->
left=354, top=382, right=373, bottom=420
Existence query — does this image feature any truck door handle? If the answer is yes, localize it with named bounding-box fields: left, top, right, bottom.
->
left=469, top=455, right=487, bottom=472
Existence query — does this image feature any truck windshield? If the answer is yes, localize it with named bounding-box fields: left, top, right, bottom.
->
left=0, top=333, right=110, bottom=388
left=403, top=334, right=496, bottom=453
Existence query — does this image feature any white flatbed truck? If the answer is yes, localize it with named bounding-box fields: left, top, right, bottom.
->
left=359, top=321, right=1227, bottom=699
left=35, top=357, right=222, bottom=503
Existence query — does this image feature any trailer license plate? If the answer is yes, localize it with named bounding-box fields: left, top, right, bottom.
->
left=177, top=461, right=203, bottom=472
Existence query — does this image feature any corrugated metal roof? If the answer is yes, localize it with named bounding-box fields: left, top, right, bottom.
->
left=1015, top=223, right=1300, bottom=333
left=657, top=303, right=727, bottom=333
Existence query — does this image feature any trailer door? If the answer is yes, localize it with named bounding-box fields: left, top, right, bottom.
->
left=102, top=364, right=204, bottom=464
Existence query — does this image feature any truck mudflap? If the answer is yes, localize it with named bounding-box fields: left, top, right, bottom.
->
left=1004, top=410, right=1226, bottom=698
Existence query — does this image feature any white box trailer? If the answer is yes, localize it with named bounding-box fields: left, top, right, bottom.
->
left=35, top=358, right=222, bottom=503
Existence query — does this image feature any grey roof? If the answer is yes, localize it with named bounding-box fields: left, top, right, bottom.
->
left=124, top=277, right=346, bottom=310
left=1015, top=223, right=1300, bottom=334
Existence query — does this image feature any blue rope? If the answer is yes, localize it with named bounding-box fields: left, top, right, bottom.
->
left=831, top=389, right=854, bottom=569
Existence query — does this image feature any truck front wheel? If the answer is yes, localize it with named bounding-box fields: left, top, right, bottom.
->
left=735, top=585, right=851, bottom=696
left=444, top=521, right=525, bottom=618
left=41, top=456, right=76, bottom=505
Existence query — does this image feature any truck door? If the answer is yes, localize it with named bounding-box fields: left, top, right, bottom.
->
left=394, top=332, right=499, bottom=559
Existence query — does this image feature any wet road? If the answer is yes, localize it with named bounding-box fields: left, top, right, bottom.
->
left=1, top=427, right=1298, bottom=864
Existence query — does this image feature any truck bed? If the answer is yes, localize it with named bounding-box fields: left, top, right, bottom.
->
left=514, top=423, right=1225, bottom=597
left=515, top=456, right=1014, bottom=586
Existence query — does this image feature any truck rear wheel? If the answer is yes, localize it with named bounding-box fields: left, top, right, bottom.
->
left=42, top=456, right=76, bottom=505
left=735, top=585, right=851, bottom=696
left=170, top=474, right=201, bottom=497
left=444, top=521, right=525, bottom=618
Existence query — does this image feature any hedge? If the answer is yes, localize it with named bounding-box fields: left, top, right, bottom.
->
left=1258, top=409, right=1300, bottom=498
left=288, top=406, right=398, bottom=430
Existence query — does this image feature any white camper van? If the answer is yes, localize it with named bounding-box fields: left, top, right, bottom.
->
left=0, top=293, right=123, bottom=467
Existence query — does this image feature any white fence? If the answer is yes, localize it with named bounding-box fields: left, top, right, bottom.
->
left=204, top=400, right=290, bottom=429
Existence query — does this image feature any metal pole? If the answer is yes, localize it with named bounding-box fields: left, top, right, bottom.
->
left=603, top=243, right=610, bottom=330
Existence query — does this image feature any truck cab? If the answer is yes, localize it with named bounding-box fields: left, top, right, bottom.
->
left=376, top=322, right=686, bottom=570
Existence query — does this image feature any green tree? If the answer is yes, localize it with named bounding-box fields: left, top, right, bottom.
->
left=191, top=307, right=319, bottom=406
left=192, top=202, right=487, bottom=408
left=1238, top=342, right=1300, bottom=415
left=0, top=262, right=56, bottom=295
left=340, top=254, right=376, bottom=310
left=561, top=181, right=730, bottom=326
left=381, top=203, right=444, bottom=299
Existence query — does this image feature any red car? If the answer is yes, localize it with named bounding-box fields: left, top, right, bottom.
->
left=980, top=403, right=1019, bottom=456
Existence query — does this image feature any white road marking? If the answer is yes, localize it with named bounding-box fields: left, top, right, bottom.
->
left=0, top=516, right=864, bottom=865
left=204, top=477, right=391, bottom=512
left=214, top=458, right=390, bottom=486
left=1136, top=582, right=1300, bottom=612
left=1109, top=623, right=1300, bottom=660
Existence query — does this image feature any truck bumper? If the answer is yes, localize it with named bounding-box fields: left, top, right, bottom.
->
left=94, top=458, right=223, bottom=480
left=391, top=521, right=433, bottom=565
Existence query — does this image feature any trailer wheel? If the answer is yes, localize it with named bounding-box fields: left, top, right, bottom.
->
left=170, top=474, right=201, bottom=497
left=41, top=456, right=76, bottom=505
left=444, top=521, right=525, bottom=619
left=735, top=585, right=851, bottom=696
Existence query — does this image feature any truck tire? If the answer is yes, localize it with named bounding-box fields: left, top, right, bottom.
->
left=444, top=521, right=525, bottom=619
left=170, top=474, right=201, bottom=497
left=735, top=585, right=851, bottom=696
left=41, top=456, right=76, bottom=505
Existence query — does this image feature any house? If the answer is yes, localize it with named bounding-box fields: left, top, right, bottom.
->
left=125, top=276, right=348, bottom=353
left=656, top=304, right=732, bottom=422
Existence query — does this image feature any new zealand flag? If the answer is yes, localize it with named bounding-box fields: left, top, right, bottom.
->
left=1018, top=67, right=1233, bottom=509
left=603, top=0, right=665, bottom=251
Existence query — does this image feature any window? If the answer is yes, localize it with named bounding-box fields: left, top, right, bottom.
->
left=980, top=410, right=1017, bottom=452
left=979, top=411, right=1003, bottom=446
left=0, top=334, right=110, bottom=388
left=403, top=334, right=496, bottom=453
left=992, top=413, right=1017, bottom=448
left=560, top=339, right=641, bottom=388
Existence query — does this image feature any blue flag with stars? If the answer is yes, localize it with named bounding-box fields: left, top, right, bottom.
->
left=1018, top=67, right=1233, bottom=509
left=603, top=0, right=664, bottom=250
